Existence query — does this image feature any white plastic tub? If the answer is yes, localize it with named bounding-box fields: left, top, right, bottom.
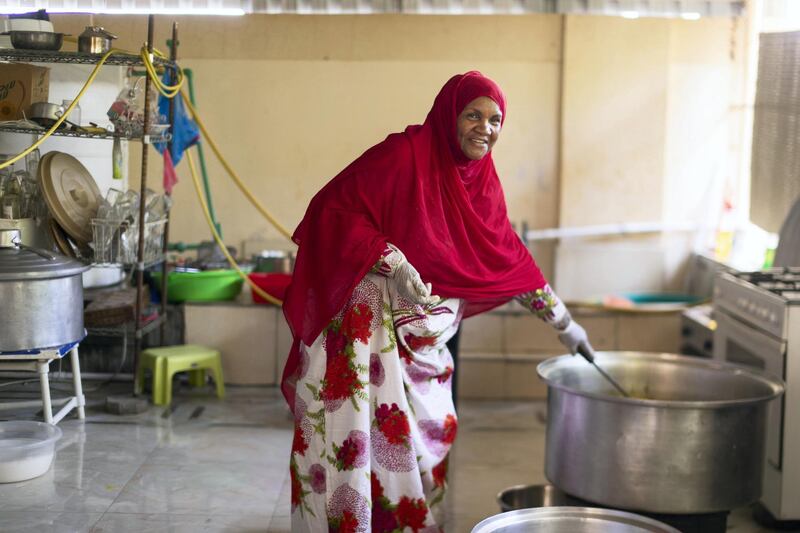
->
left=0, top=421, right=62, bottom=483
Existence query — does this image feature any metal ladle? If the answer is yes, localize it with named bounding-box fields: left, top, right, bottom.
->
left=577, top=345, right=629, bottom=398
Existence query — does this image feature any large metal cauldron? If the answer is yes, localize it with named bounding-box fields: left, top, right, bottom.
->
left=472, top=507, right=680, bottom=533
left=0, top=229, right=89, bottom=351
left=537, top=351, right=784, bottom=514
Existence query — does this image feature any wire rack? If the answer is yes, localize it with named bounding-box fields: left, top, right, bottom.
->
left=0, top=123, right=171, bottom=143
left=0, top=49, right=176, bottom=68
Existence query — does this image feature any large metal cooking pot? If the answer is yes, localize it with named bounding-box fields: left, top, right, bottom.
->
left=537, top=351, right=784, bottom=514
left=472, top=507, right=680, bottom=533
left=0, top=229, right=89, bottom=351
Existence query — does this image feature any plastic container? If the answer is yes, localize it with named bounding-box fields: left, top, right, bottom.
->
left=152, top=269, right=244, bottom=303
left=248, top=272, right=291, bottom=304
left=0, top=421, right=62, bottom=483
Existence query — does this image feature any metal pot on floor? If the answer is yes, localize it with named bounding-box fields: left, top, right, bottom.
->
left=537, top=351, right=785, bottom=514
left=0, top=229, right=89, bottom=351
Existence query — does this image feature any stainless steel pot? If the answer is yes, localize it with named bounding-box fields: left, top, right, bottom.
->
left=78, top=26, right=116, bottom=54
left=3, top=31, right=64, bottom=51
left=537, top=351, right=785, bottom=514
left=472, top=507, right=680, bottom=533
left=0, top=229, right=89, bottom=351
left=253, top=250, right=294, bottom=274
left=29, top=102, right=67, bottom=129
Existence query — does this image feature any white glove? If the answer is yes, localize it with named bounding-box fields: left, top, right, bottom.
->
left=394, top=259, right=439, bottom=306
left=383, top=244, right=439, bottom=306
left=558, top=320, right=595, bottom=358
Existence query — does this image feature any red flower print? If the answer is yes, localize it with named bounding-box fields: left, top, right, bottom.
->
left=398, top=343, right=413, bottom=365
left=338, top=510, right=359, bottom=533
left=432, top=456, right=449, bottom=488
left=375, top=403, right=411, bottom=445
left=321, top=353, right=362, bottom=402
left=436, top=366, right=454, bottom=384
left=341, top=303, right=373, bottom=344
left=404, top=333, right=438, bottom=352
left=442, top=414, right=458, bottom=445
left=290, top=463, right=302, bottom=509
left=325, top=327, right=348, bottom=359
left=291, top=423, right=308, bottom=456
left=373, top=502, right=399, bottom=532
left=370, top=471, right=384, bottom=500
left=332, top=430, right=368, bottom=471
left=396, top=496, right=428, bottom=532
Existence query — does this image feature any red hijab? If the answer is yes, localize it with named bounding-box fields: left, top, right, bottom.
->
left=282, top=71, right=547, bottom=408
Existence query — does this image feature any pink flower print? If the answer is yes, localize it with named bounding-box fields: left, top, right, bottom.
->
left=308, top=463, right=326, bottom=494
left=419, top=414, right=458, bottom=459
left=369, top=353, right=385, bottom=386
left=327, top=483, right=370, bottom=532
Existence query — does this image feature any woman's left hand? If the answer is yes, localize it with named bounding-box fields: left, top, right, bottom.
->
left=558, top=320, right=594, bottom=357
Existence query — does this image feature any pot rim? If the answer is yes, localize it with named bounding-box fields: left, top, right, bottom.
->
left=536, top=351, right=785, bottom=409
left=472, top=506, right=681, bottom=533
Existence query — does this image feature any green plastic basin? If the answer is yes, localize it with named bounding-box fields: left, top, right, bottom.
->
left=152, top=270, right=244, bottom=303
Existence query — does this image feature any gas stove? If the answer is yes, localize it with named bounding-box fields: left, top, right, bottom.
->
left=713, top=268, right=800, bottom=524
left=736, top=267, right=800, bottom=302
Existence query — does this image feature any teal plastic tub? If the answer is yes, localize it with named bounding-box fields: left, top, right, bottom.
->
left=151, top=270, right=244, bottom=303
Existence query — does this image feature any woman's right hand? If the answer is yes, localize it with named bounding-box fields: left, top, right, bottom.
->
left=381, top=243, right=439, bottom=306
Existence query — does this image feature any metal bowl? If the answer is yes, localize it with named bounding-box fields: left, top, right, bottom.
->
left=472, top=507, right=681, bottom=533
left=4, top=31, right=65, bottom=51
left=497, top=484, right=581, bottom=513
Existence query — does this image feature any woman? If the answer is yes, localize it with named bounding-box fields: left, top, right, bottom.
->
left=282, top=71, right=593, bottom=532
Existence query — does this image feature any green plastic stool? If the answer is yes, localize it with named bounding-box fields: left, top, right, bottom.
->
left=135, top=345, right=225, bottom=406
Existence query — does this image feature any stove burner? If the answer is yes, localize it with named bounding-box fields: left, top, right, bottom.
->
left=737, top=271, right=800, bottom=302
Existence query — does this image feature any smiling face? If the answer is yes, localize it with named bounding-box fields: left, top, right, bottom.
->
left=456, top=96, right=502, bottom=161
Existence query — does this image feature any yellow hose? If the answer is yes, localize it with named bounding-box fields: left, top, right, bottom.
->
left=186, top=149, right=283, bottom=306
left=141, top=48, right=184, bottom=98
left=180, top=90, right=294, bottom=241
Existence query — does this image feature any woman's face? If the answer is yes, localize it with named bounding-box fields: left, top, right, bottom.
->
left=456, top=96, right=502, bottom=161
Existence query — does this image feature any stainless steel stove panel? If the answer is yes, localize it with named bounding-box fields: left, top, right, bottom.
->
left=714, top=273, right=788, bottom=339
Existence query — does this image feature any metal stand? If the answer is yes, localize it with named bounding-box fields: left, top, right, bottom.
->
left=0, top=342, right=86, bottom=424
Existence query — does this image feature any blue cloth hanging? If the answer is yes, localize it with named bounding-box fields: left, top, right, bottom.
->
left=154, top=71, right=199, bottom=166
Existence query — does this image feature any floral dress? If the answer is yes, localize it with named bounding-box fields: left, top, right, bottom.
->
left=289, top=249, right=564, bottom=532
left=290, top=258, right=459, bottom=532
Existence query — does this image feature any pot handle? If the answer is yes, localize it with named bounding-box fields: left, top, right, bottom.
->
left=0, top=229, right=21, bottom=248
left=19, top=243, right=57, bottom=261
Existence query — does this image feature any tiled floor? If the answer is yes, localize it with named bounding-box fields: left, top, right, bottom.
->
left=0, top=382, right=795, bottom=532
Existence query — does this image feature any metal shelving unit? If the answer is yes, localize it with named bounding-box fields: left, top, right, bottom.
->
left=0, top=123, right=171, bottom=143
left=0, top=16, right=179, bottom=390
left=0, top=49, right=173, bottom=67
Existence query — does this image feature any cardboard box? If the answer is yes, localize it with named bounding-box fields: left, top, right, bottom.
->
left=0, top=64, right=49, bottom=121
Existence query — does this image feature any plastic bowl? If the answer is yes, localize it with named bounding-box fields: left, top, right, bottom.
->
left=152, top=270, right=244, bottom=303
left=0, top=421, right=62, bottom=483
left=248, top=272, right=291, bottom=304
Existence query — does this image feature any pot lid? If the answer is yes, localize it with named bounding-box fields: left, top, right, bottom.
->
left=0, top=229, right=89, bottom=281
left=79, top=26, right=117, bottom=40
left=40, top=151, right=101, bottom=244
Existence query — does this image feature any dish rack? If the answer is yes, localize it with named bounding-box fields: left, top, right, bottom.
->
left=91, top=218, right=166, bottom=265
